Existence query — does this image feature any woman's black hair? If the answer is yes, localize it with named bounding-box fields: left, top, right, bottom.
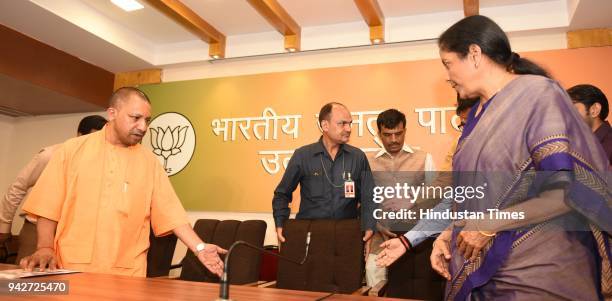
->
left=438, top=15, right=550, bottom=78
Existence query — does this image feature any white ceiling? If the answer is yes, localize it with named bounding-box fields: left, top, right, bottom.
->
left=379, top=0, right=463, bottom=17
left=568, top=0, right=612, bottom=28
left=0, top=0, right=610, bottom=73
left=182, top=0, right=274, bottom=35
left=85, top=0, right=197, bottom=44
left=278, top=0, right=364, bottom=26
left=0, top=0, right=153, bottom=72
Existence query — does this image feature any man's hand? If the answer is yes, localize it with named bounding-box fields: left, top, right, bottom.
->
left=375, top=238, right=406, bottom=267
left=363, top=229, right=374, bottom=260
left=430, top=230, right=452, bottom=280
left=382, top=198, right=411, bottom=211
left=19, top=247, right=60, bottom=272
left=276, top=227, right=286, bottom=243
left=376, top=223, right=397, bottom=241
left=171, top=224, right=227, bottom=278
left=196, top=244, right=227, bottom=278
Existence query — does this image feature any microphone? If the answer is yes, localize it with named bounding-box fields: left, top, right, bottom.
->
left=215, top=232, right=311, bottom=301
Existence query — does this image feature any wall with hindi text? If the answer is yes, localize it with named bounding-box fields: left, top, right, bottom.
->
left=140, top=46, right=612, bottom=213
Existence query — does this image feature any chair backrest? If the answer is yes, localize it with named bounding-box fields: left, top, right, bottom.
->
left=259, top=245, right=279, bottom=282
left=386, top=237, right=445, bottom=300
left=179, top=219, right=267, bottom=284
left=276, top=219, right=363, bottom=294
left=0, top=236, right=19, bottom=264
left=146, top=229, right=178, bottom=277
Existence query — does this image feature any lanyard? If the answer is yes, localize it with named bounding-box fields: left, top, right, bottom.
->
left=319, top=153, right=348, bottom=188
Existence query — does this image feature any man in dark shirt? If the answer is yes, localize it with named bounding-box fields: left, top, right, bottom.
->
left=568, top=84, right=612, bottom=164
left=272, top=102, right=375, bottom=244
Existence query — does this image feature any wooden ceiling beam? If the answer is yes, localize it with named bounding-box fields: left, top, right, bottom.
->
left=247, top=0, right=301, bottom=51
left=567, top=28, right=612, bottom=49
left=354, top=0, right=385, bottom=44
left=114, top=69, right=162, bottom=91
left=0, top=24, right=113, bottom=109
left=463, top=0, right=479, bottom=17
left=147, top=0, right=226, bottom=58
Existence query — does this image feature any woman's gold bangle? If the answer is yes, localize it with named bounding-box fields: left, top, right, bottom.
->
left=476, top=222, right=496, bottom=237
left=478, top=230, right=496, bottom=237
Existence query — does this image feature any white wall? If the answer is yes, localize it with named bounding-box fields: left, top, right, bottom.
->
left=0, top=115, right=16, bottom=191
left=0, top=111, right=106, bottom=235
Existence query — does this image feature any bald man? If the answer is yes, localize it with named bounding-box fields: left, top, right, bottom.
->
left=20, top=87, right=226, bottom=277
left=272, top=102, right=375, bottom=245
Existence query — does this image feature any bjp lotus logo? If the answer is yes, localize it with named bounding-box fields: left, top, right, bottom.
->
left=150, top=126, right=189, bottom=169
left=145, top=113, right=196, bottom=176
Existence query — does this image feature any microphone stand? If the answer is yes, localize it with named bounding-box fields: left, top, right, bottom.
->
left=215, top=232, right=311, bottom=301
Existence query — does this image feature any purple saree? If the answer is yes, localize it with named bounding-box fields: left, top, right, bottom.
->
left=448, top=75, right=611, bottom=300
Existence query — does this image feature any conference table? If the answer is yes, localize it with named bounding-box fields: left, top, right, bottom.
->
left=0, top=264, right=413, bottom=300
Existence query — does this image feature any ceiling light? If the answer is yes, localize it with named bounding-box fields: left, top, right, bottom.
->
left=286, top=47, right=297, bottom=52
left=372, top=38, right=382, bottom=44
left=210, top=54, right=220, bottom=60
left=111, top=0, right=144, bottom=12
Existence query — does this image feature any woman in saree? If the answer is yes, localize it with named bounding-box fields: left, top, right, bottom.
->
left=376, top=15, right=610, bottom=300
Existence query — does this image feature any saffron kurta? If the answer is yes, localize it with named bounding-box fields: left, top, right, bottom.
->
left=22, top=127, right=189, bottom=277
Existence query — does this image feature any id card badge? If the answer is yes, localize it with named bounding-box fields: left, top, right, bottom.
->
left=344, top=179, right=355, bottom=198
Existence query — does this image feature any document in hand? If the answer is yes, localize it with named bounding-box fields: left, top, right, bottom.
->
left=0, top=269, right=79, bottom=279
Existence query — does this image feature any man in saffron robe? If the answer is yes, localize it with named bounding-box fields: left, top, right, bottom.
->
left=20, top=87, right=227, bottom=277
